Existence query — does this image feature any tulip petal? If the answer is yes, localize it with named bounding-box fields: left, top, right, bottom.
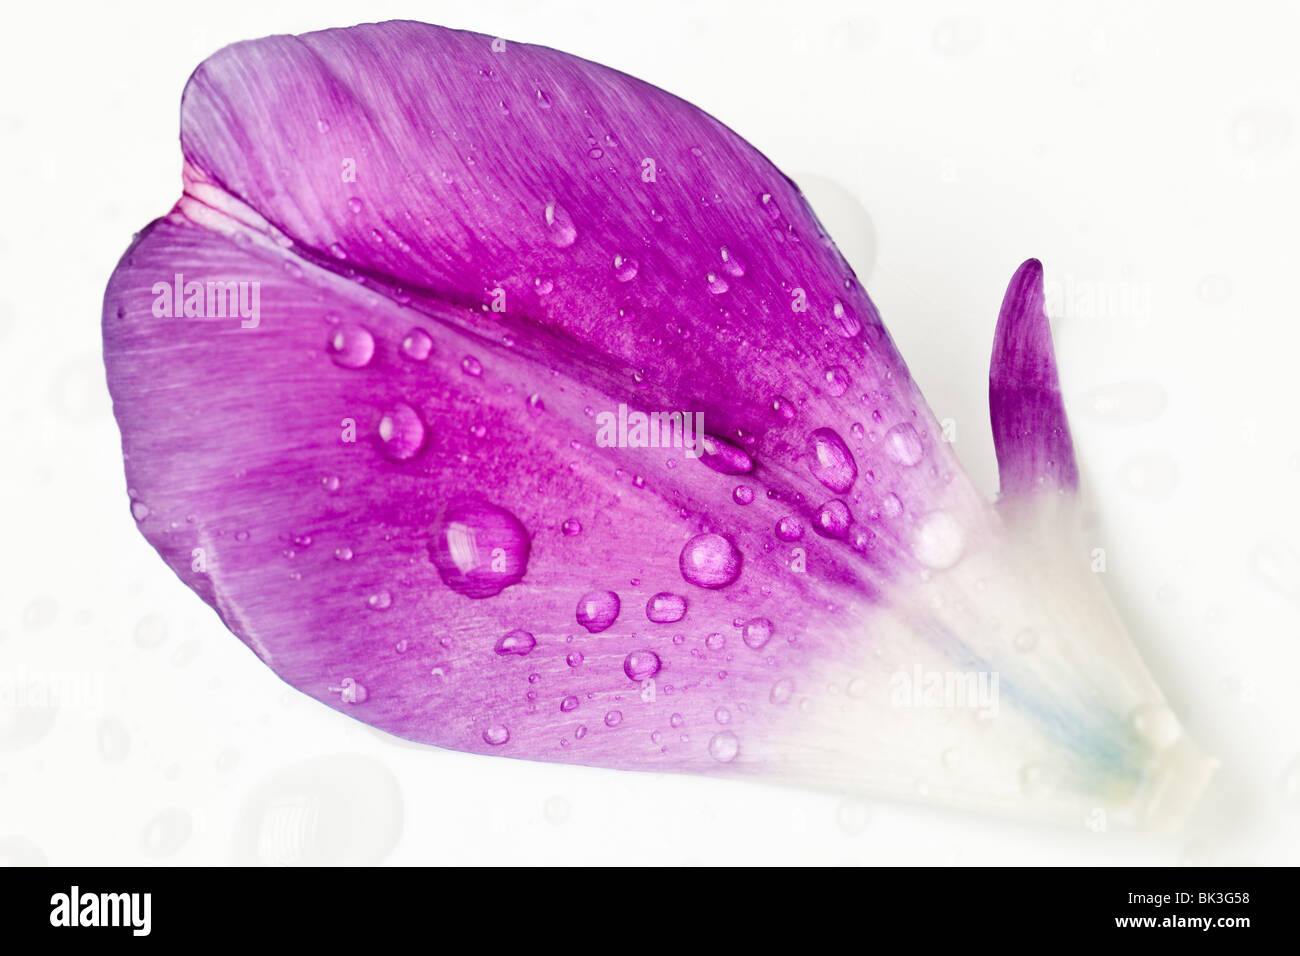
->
left=989, top=259, right=1079, bottom=498
left=104, top=21, right=1212, bottom=831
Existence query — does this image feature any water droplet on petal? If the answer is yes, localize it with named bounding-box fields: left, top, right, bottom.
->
left=560, top=695, right=579, bottom=712
left=612, top=254, right=638, bottom=281
left=543, top=201, right=577, bottom=247
left=367, top=590, right=392, bottom=610
left=429, top=499, right=531, bottom=598
left=623, top=650, right=661, bottom=681
left=401, top=328, right=433, bottom=361
left=911, top=511, right=964, bottom=569
left=706, top=272, right=729, bottom=294
left=327, top=324, right=375, bottom=369
left=743, top=618, right=774, bottom=650
left=483, top=724, right=510, bottom=746
left=646, top=592, right=687, bottom=623
left=814, top=499, right=852, bottom=538
left=604, top=710, right=623, bottom=728
left=807, top=427, right=857, bottom=493
left=709, top=731, right=740, bottom=763
left=823, top=366, right=851, bottom=396
left=770, top=677, right=794, bottom=705
left=732, top=485, right=755, bottom=505
left=460, top=355, right=483, bottom=377
left=377, top=403, right=426, bottom=461
left=884, top=422, right=924, bottom=466
left=700, top=434, right=753, bottom=475
left=576, top=589, right=620, bottom=633
left=832, top=299, right=861, bottom=337
left=495, top=630, right=536, bottom=656
left=719, top=245, right=746, bottom=277
left=561, top=517, right=583, bottom=536
left=880, top=492, right=903, bottom=518
left=775, top=516, right=804, bottom=542
left=679, top=533, right=742, bottom=589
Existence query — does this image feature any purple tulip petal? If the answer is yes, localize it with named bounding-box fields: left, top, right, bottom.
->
left=989, top=259, right=1079, bottom=498
left=104, top=21, right=1213, bottom=830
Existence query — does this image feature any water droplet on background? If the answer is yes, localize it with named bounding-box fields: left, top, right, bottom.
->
left=231, top=754, right=403, bottom=865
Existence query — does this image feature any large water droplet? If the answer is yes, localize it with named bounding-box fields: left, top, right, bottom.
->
left=576, top=589, right=621, bottom=632
left=911, top=511, right=964, bottom=569
left=884, top=422, right=923, bottom=466
left=327, top=324, right=375, bottom=369
left=429, top=499, right=531, bottom=598
left=679, top=533, right=742, bottom=589
left=543, top=201, right=577, bottom=247
left=377, top=403, right=426, bottom=461
left=623, top=650, right=661, bottom=681
left=495, top=629, right=536, bottom=656
left=709, top=731, right=740, bottom=763
left=646, top=592, right=687, bottom=623
left=807, top=427, right=857, bottom=493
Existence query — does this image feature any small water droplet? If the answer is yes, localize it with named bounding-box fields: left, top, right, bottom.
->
left=823, top=366, right=851, bottom=396
left=604, top=710, right=623, bottom=728
left=814, top=499, right=852, bottom=539
left=401, top=328, right=433, bottom=361
left=429, top=499, right=531, bottom=598
left=719, top=245, right=746, bottom=277
left=623, top=650, right=661, bottom=681
left=911, top=511, right=964, bottom=569
left=700, top=434, right=753, bottom=475
left=807, top=427, right=857, bottom=493
left=732, top=485, right=755, bottom=505
left=377, top=402, right=426, bottom=461
left=612, top=254, right=638, bottom=282
left=576, top=589, right=621, bottom=633
left=770, top=677, right=794, bottom=705
left=460, top=355, right=483, bottom=377
left=832, top=299, right=861, bottom=337
left=543, top=201, right=577, bottom=248
left=483, top=724, right=510, bottom=746
left=327, top=324, right=375, bottom=369
left=743, top=618, right=774, bottom=650
left=775, top=516, right=805, bottom=542
left=706, top=272, right=729, bottom=294
left=708, top=731, right=740, bottom=763
left=884, top=422, right=923, bottom=466
left=367, top=589, right=392, bottom=610
left=495, top=629, right=536, bottom=656
left=679, top=533, right=743, bottom=589
left=646, top=592, right=687, bottom=623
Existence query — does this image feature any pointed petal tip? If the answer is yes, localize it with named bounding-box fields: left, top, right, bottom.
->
left=989, top=258, right=1079, bottom=500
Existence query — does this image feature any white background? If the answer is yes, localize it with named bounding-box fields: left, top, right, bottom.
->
left=2, top=0, right=1298, bottom=865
